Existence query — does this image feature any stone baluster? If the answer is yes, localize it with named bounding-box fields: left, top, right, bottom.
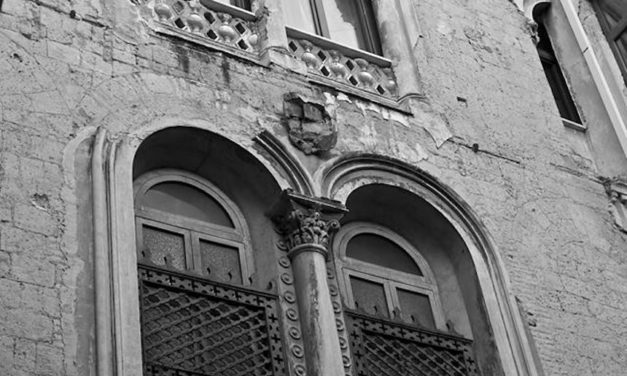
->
left=270, top=190, right=347, bottom=376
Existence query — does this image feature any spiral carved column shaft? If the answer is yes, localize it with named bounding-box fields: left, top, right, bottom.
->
left=271, top=190, right=347, bottom=376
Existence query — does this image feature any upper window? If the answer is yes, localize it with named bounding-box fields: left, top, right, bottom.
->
left=592, top=0, right=627, bottom=84
left=134, top=169, right=253, bottom=285
left=284, top=0, right=382, bottom=54
left=212, top=0, right=252, bottom=10
left=334, top=222, right=446, bottom=331
left=536, top=20, right=582, bottom=127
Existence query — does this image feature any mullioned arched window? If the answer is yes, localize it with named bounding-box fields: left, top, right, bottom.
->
left=134, top=169, right=253, bottom=284
left=134, top=168, right=284, bottom=376
left=334, top=222, right=446, bottom=331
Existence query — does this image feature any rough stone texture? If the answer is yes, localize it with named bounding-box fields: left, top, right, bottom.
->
left=0, top=0, right=625, bottom=375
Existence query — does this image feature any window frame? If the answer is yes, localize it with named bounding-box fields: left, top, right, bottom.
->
left=592, top=0, right=627, bottom=84
left=289, top=0, right=382, bottom=55
left=333, top=222, right=446, bottom=331
left=535, top=18, right=583, bottom=127
left=210, top=0, right=253, bottom=11
left=133, top=169, right=254, bottom=285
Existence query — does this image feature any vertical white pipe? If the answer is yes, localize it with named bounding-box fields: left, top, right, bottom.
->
left=559, top=0, right=627, bottom=157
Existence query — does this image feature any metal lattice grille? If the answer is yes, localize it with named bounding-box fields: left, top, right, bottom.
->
left=347, top=312, right=478, bottom=376
left=140, top=266, right=285, bottom=376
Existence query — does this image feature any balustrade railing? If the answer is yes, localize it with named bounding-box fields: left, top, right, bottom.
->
left=287, top=29, right=398, bottom=100
left=149, top=0, right=260, bottom=54
left=346, top=310, right=479, bottom=376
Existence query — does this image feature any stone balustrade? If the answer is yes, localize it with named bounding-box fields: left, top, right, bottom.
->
left=150, top=0, right=260, bottom=54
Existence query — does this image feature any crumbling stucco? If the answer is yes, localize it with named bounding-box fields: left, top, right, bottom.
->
left=0, top=0, right=625, bottom=375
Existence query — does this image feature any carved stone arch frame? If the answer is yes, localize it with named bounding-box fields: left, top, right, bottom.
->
left=333, top=221, right=447, bottom=330
left=133, top=169, right=255, bottom=284
left=523, top=0, right=551, bottom=20
left=319, top=154, right=543, bottom=376
left=90, top=118, right=304, bottom=376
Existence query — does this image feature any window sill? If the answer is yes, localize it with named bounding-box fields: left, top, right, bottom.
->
left=562, top=118, right=587, bottom=132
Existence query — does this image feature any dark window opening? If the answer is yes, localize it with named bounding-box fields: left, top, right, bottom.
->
left=592, top=0, right=627, bottom=85
left=283, top=0, right=382, bottom=55
left=536, top=21, right=582, bottom=125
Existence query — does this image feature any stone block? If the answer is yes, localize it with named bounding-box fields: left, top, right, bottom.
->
left=40, top=7, right=74, bottom=44
left=1, top=0, right=37, bottom=19
left=0, top=307, right=54, bottom=341
left=0, top=335, right=14, bottom=373
left=0, top=227, right=59, bottom=255
left=80, top=50, right=113, bottom=76
left=112, top=46, right=136, bottom=66
left=151, top=45, right=180, bottom=68
left=47, top=40, right=80, bottom=66
left=0, top=251, right=10, bottom=278
left=35, top=343, right=64, bottom=376
left=13, top=204, right=57, bottom=237
left=11, top=252, right=56, bottom=287
left=14, top=338, right=36, bottom=371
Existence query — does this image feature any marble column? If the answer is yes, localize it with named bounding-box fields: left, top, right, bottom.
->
left=270, top=190, right=347, bottom=376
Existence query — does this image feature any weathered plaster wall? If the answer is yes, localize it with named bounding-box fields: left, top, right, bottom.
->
left=0, top=0, right=625, bottom=375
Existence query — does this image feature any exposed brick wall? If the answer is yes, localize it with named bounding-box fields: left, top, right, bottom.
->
left=0, top=0, right=625, bottom=375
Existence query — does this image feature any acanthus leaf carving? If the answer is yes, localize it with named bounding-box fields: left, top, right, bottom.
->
left=269, top=190, right=346, bottom=258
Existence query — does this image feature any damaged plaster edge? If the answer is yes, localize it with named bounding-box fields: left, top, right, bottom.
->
left=601, top=176, right=627, bottom=233
left=407, top=99, right=453, bottom=148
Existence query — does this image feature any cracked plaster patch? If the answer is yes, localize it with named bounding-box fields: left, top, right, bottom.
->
left=410, top=104, right=452, bottom=148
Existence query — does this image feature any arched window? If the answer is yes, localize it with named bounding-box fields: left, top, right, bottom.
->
left=133, top=168, right=285, bottom=376
left=334, top=222, right=446, bottom=331
left=134, top=169, right=253, bottom=284
left=535, top=15, right=582, bottom=127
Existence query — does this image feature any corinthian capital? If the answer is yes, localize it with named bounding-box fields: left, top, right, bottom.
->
left=270, top=190, right=347, bottom=258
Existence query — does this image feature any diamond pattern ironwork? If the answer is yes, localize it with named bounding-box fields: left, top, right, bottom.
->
left=346, top=311, right=478, bottom=376
left=140, top=266, right=286, bottom=376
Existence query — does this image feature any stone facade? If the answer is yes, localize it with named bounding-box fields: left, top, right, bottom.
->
left=0, top=0, right=625, bottom=375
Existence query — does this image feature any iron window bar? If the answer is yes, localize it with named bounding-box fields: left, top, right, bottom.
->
left=345, top=309, right=479, bottom=376
left=139, top=264, right=287, bottom=376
